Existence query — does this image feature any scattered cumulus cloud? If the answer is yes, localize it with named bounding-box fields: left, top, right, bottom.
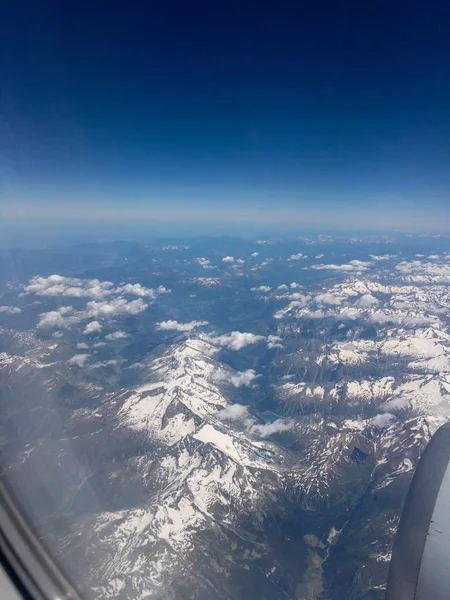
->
left=157, top=285, right=171, bottom=295
left=105, top=330, right=129, bottom=340
left=76, top=342, right=89, bottom=349
left=26, top=274, right=169, bottom=330
left=83, top=320, right=102, bottom=335
left=195, top=257, right=215, bottom=269
left=370, top=254, right=396, bottom=261
left=216, top=403, right=251, bottom=421
left=315, top=254, right=324, bottom=259
left=311, top=260, right=373, bottom=272
left=368, top=313, right=402, bottom=325
left=354, top=294, right=380, bottom=308
left=222, top=256, right=234, bottom=263
left=88, top=359, right=118, bottom=369
left=371, top=413, right=395, bottom=428
left=0, top=306, right=21, bottom=314
left=395, top=260, right=450, bottom=283
left=115, top=283, right=158, bottom=298
left=216, top=403, right=293, bottom=437
left=403, top=316, right=437, bottom=328
left=156, top=320, right=208, bottom=332
left=251, top=252, right=259, bottom=257
left=211, top=331, right=265, bottom=351
left=338, top=308, right=363, bottom=321
left=27, top=275, right=170, bottom=300
left=24, top=274, right=114, bottom=300
left=215, top=369, right=260, bottom=387
left=288, top=253, right=304, bottom=261
left=305, top=309, right=329, bottom=319
left=267, top=335, right=284, bottom=349
left=251, top=285, right=272, bottom=292
left=250, top=419, right=293, bottom=438
left=315, top=292, right=345, bottom=306
left=382, top=397, right=409, bottom=410
left=38, top=306, right=74, bottom=329
left=250, top=258, right=272, bottom=271
left=86, top=297, right=148, bottom=318
left=67, top=353, right=90, bottom=367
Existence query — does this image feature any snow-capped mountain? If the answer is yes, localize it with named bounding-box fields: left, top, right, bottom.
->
left=0, top=329, right=437, bottom=600
left=1, top=240, right=450, bottom=600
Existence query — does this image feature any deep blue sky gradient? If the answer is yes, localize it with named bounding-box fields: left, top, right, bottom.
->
left=1, top=0, right=450, bottom=229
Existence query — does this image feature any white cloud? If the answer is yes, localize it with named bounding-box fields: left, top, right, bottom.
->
left=236, top=258, right=245, bottom=264
left=251, top=252, right=259, bottom=257
left=67, top=353, right=90, bottom=367
left=251, top=285, right=272, bottom=292
left=217, top=403, right=293, bottom=436
left=250, top=258, right=272, bottom=271
left=277, top=284, right=289, bottom=291
left=315, top=292, right=345, bottom=306
left=395, top=260, right=423, bottom=274
left=370, top=254, right=396, bottom=261
left=212, top=331, right=265, bottom=351
left=216, top=369, right=260, bottom=387
left=27, top=274, right=169, bottom=332
left=76, top=342, right=89, bottom=349
left=402, top=316, right=437, bottom=328
left=222, top=256, right=234, bottom=263
left=37, top=306, right=74, bottom=329
left=369, top=313, right=402, bottom=324
left=157, top=285, right=171, bottom=294
left=0, top=306, right=21, bottom=314
left=338, top=308, right=363, bottom=320
left=125, top=362, right=144, bottom=369
left=83, top=320, right=102, bottom=335
left=382, top=397, right=409, bottom=410
left=395, top=260, right=450, bottom=283
left=350, top=260, right=373, bottom=268
left=195, top=257, right=215, bottom=269
left=86, top=297, right=148, bottom=318
left=288, top=253, right=304, bottom=261
left=105, top=330, right=129, bottom=340
left=311, top=260, right=372, bottom=272
left=315, top=254, right=324, bottom=259
left=267, top=335, right=283, bottom=349
left=24, top=275, right=114, bottom=300
left=305, top=309, right=328, bottom=319
left=156, top=320, right=208, bottom=332
left=230, top=369, right=260, bottom=386
left=354, top=294, right=380, bottom=308
left=216, top=403, right=250, bottom=421
left=371, top=413, right=395, bottom=428
left=115, top=283, right=157, bottom=298
left=250, top=419, right=293, bottom=437
left=88, top=359, right=118, bottom=369
left=273, top=296, right=311, bottom=319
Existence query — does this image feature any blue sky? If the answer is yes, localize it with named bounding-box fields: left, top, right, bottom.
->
left=1, top=0, right=450, bottom=232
